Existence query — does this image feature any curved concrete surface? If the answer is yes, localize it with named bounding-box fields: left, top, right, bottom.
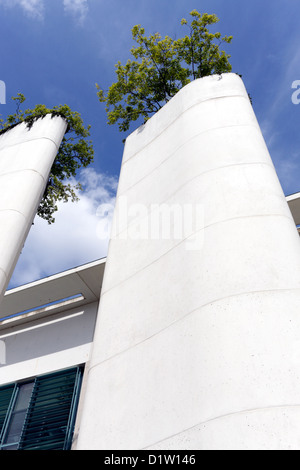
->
left=0, top=115, right=67, bottom=304
left=77, top=74, right=300, bottom=450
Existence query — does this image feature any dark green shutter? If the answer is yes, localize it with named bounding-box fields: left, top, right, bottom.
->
left=19, top=367, right=82, bottom=450
left=0, top=384, right=15, bottom=440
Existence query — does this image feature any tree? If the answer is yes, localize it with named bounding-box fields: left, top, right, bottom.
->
left=0, top=93, right=94, bottom=224
left=97, top=10, right=233, bottom=133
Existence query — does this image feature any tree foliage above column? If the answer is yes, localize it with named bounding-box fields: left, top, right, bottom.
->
left=0, top=93, right=94, bottom=224
left=97, top=10, right=233, bottom=133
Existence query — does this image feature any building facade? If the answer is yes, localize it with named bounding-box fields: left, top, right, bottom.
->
left=1, top=74, right=300, bottom=450
left=0, top=259, right=105, bottom=449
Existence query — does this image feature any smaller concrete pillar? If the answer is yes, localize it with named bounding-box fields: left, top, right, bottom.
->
left=0, top=115, right=67, bottom=305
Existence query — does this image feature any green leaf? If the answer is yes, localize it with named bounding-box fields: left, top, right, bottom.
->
left=97, top=10, right=233, bottom=134
left=1, top=96, right=94, bottom=224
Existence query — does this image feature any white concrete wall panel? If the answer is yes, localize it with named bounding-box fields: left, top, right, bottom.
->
left=0, top=116, right=67, bottom=301
left=77, top=74, right=300, bottom=450
left=0, top=302, right=98, bottom=385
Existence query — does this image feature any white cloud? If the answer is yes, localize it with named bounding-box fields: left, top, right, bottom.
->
left=0, top=0, right=44, bottom=20
left=9, top=168, right=118, bottom=288
left=20, top=0, right=43, bottom=18
left=0, top=0, right=89, bottom=22
left=63, top=0, right=89, bottom=23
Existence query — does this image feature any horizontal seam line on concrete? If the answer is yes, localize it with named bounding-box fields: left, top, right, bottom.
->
left=123, top=94, right=250, bottom=163
left=102, top=212, right=296, bottom=297
left=0, top=208, right=27, bottom=218
left=120, top=123, right=263, bottom=197
left=114, top=160, right=277, bottom=240
left=0, top=167, right=47, bottom=181
left=141, top=404, right=300, bottom=450
left=89, top=286, right=300, bottom=372
left=0, top=135, right=60, bottom=153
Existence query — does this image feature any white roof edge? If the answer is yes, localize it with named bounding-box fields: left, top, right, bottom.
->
left=4, top=257, right=107, bottom=296
left=0, top=257, right=107, bottom=321
left=286, top=192, right=300, bottom=202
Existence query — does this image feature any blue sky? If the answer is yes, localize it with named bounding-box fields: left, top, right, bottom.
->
left=1, top=0, right=300, bottom=288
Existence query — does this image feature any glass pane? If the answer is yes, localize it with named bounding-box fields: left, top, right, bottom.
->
left=3, top=382, right=34, bottom=446
left=0, top=385, right=15, bottom=436
left=13, top=383, right=33, bottom=411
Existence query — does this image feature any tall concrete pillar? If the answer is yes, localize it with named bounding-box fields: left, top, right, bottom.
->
left=77, top=73, right=300, bottom=450
left=0, top=115, right=67, bottom=303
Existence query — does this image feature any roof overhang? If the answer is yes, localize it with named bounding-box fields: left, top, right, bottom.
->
left=287, top=192, right=300, bottom=227
left=0, top=258, right=106, bottom=324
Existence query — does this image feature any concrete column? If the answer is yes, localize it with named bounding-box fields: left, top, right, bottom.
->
left=77, top=73, right=300, bottom=450
left=0, top=115, right=67, bottom=303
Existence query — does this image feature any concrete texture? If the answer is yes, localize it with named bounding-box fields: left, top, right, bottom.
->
left=0, top=115, right=67, bottom=303
left=76, top=73, right=300, bottom=450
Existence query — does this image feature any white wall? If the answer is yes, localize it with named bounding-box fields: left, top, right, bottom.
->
left=0, top=116, right=67, bottom=303
left=77, top=74, right=300, bottom=450
left=0, top=301, right=98, bottom=385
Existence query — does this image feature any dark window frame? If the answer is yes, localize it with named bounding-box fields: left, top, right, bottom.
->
left=0, top=366, right=83, bottom=450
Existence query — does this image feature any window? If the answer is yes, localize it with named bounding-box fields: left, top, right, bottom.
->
left=0, top=367, right=83, bottom=450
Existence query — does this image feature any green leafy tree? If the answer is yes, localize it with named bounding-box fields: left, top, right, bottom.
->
left=97, top=10, right=233, bottom=133
left=0, top=93, right=94, bottom=224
